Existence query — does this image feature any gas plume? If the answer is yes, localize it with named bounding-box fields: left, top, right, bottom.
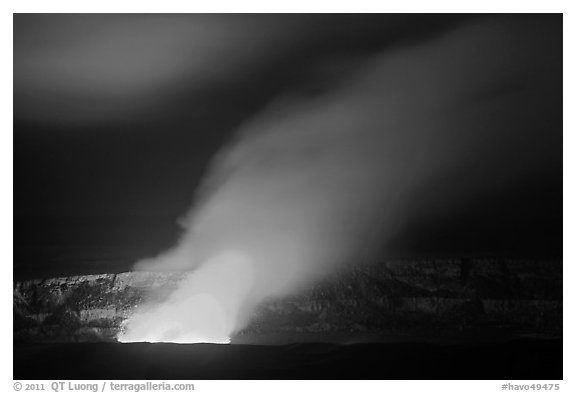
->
left=118, top=18, right=560, bottom=343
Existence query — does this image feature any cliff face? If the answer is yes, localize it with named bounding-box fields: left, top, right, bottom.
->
left=13, top=258, right=562, bottom=343
left=14, top=272, right=184, bottom=342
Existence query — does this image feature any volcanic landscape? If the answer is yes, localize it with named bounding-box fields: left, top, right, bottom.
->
left=14, top=13, right=563, bottom=381
left=14, top=258, right=562, bottom=379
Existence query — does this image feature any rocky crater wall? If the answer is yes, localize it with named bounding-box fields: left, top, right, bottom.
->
left=13, top=258, right=562, bottom=343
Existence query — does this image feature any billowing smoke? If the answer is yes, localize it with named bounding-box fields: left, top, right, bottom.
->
left=118, top=18, right=560, bottom=343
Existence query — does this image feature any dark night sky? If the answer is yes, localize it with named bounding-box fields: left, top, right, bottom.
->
left=14, top=14, right=562, bottom=280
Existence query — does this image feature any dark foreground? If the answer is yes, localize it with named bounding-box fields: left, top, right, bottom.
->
left=14, top=339, right=562, bottom=380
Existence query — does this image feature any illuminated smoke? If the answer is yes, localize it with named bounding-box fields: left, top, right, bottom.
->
left=118, top=18, right=559, bottom=343
left=118, top=251, right=253, bottom=343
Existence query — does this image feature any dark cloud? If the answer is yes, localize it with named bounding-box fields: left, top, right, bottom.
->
left=14, top=14, right=306, bottom=125
left=14, top=14, right=469, bottom=127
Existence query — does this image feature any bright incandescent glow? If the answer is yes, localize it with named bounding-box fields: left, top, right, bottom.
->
left=117, top=251, right=254, bottom=344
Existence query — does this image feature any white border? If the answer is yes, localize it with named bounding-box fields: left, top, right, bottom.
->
left=3, top=2, right=572, bottom=392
